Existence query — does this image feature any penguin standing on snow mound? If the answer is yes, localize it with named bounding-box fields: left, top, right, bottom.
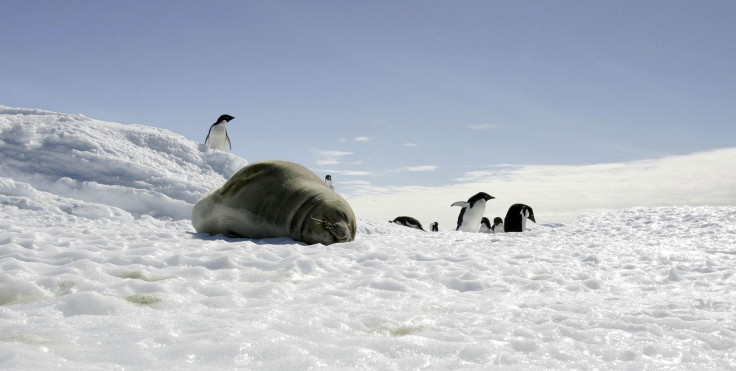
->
left=205, top=114, right=235, bottom=151
left=324, top=175, right=334, bottom=190
left=430, top=222, right=439, bottom=232
left=491, top=217, right=504, bottom=234
left=452, top=192, right=494, bottom=232
left=391, top=216, right=425, bottom=231
left=503, top=204, right=536, bottom=232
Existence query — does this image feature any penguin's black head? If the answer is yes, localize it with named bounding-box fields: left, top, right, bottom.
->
left=481, top=217, right=491, bottom=228
left=468, top=192, right=494, bottom=203
left=493, top=217, right=503, bottom=226
left=216, top=114, right=235, bottom=123
left=524, top=206, right=536, bottom=223
left=325, top=175, right=332, bottom=181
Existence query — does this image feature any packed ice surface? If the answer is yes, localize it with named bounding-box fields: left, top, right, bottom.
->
left=1, top=106, right=735, bottom=369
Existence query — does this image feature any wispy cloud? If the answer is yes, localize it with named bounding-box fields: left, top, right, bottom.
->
left=343, top=148, right=736, bottom=229
left=339, top=180, right=372, bottom=186
left=313, top=150, right=353, bottom=165
left=339, top=137, right=372, bottom=143
left=341, top=170, right=373, bottom=176
left=400, top=165, right=438, bottom=172
left=403, top=143, right=418, bottom=147
left=468, top=124, right=498, bottom=130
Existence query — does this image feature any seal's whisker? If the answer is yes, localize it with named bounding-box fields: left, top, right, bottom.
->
left=325, top=223, right=348, bottom=239
left=311, top=217, right=348, bottom=240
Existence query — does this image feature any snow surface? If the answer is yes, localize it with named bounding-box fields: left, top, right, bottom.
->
left=1, top=106, right=736, bottom=369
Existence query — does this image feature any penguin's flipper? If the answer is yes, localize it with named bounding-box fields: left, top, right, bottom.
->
left=205, top=126, right=212, bottom=146
left=451, top=201, right=470, bottom=208
left=226, top=133, right=231, bottom=149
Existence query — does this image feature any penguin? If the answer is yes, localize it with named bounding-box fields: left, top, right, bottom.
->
left=391, top=216, right=425, bottom=231
left=205, top=114, right=235, bottom=151
left=503, top=204, right=536, bottom=232
left=452, top=192, right=494, bottom=232
left=491, top=217, right=504, bottom=234
left=430, top=222, right=439, bottom=232
left=479, top=217, right=492, bottom=233
left=325, top=175, right=334, bottom=190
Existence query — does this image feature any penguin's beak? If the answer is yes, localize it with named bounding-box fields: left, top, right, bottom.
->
left=529, top=215, right=536, bottom=223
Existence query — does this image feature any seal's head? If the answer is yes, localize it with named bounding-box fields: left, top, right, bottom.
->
left=292, top=192, right=356, bottom=245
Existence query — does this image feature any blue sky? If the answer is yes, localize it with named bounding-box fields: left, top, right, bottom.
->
left=2, top=1, right=735, bottom=224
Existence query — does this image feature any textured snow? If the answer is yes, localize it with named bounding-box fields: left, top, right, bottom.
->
left=1, top=106, right=735, bottom=369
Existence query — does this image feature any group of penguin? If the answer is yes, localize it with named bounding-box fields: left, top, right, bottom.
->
left=391, top=192, right=536, bottom=234
left=204, top=115, right=535, bottom=234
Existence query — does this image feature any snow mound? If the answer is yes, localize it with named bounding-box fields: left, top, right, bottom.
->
left=0, top=106, right=246, bottom=219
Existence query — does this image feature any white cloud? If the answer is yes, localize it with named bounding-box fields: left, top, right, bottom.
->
left=341, top=170, right=373, bottom=176
left=343, top=148, right=736, bottom=230
left=313, top=150, right=353, bottom=165
left=403, top=143, right=418, bottom=147
left=339, top=180, right=372, bottom=186
left=354, top=137, right=371, bottom=142
left=400, top=165, right=438, bottom=172
left=468, top=124, right=498, bottom=130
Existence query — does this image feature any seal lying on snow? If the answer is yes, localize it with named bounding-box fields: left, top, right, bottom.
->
left=192, top=160, right=356, bottom=245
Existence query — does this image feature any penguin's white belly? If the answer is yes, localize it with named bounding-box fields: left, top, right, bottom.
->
left=495, top=223, right=505, bottom=233
left=457, top=201, right=486, bottom=232
left=406, top=221, right=421, bottom=229
left=207, top=125, right=228, bottom=150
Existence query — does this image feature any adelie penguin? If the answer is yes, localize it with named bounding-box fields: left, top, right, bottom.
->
left=452, top=192, right=494, bottom=232
left=390, top=216, right=425, bottom=231
left=491, top=217, right=504, bottom=234
left=430, top=222, right=439, bottom=232
left=324, top=175, right=334, bottom=190
left=205, top=114, right=235, bottom=151
left=503, top=204, right=536, bottom=232
left=479, top=217, right=492, bottom=233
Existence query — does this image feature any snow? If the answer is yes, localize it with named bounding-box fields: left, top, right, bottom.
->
left=0, top=106, right=246, bottom=220
left=2, top=105, right=736, bottom=369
